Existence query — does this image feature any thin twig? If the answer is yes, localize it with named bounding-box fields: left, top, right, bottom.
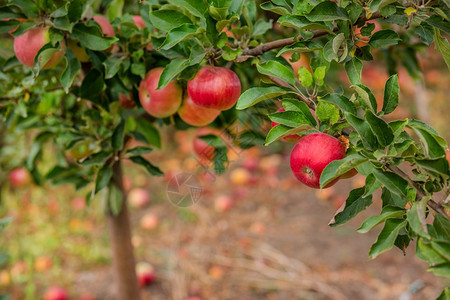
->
left=387, top=165, right=448, bottom=218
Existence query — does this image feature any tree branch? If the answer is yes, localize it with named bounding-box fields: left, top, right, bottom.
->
left=387, top=165, right=449, bottom=218
left=235, top=11, right=386, bottom=60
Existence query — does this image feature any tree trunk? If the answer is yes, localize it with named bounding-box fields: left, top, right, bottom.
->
left=107, top=161, right=141, bottom=300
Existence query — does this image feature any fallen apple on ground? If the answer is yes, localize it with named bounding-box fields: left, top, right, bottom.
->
left=136, top=262, right=156, bottom=287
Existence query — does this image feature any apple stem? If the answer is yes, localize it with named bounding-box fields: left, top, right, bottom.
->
left=107, top=161, right=141, bottom=300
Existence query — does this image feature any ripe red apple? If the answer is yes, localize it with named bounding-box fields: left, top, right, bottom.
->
left=136, top=262, right=156, bottom=287
left=14, top=27, right=65, bottom=69
left=139, top=213, right=159, bottom=230
left=178, top=95, right=221, bottom=126
left=214, top=195, right=234, bottom=212
left=119, top=92, right=136, bottom=109
left=44, top=286, right=68, bottom=300
left=187, top=66, right=241, bottom=110
left=132, top=16, right=146, bottom=29
left=282, top=52, right=311, bottom=74
left=128, top=188, right=150, bottom=208
left=290, top=133, right=346, bottom=189
left=71, top=197, right=86, bottom=211
left=9, top=167, right=30, bottom=188
left=93, top=16, right=115, bottom=37
left=193, top=127, right=223, bottom=161
left=139, top=67, right=183, bottom=118
left=354, top=20, right=382, bottom=48
left=271, top=108, right=302, bottom=142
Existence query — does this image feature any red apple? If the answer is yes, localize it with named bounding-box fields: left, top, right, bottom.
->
left=214, top=195, right=234, bottom=212
left=178, top=95, right=221, bottom=126
left=193, top=127, right=223, bottom=161
left=119, top=92, right=136, bottom=109
left=9, top=167, right=30, bottom=188
left=132, top=16, right=146, bottom=29
left=290, top=133, right=346, bottom=189
left=136, top=262, right=155, bottom=287
left=71, top=197, right=86, bottom=211
left=271, top=108, right=302, bottom=142
left=128, top=188, right=150, bottom=208
left=93, top=16, right=115, bottom=37
left=139, top=67, right=183, bottom=118
left=139, top=213, right=159, bottom=230
left=187, top=66, right=241, bottom=110
left=282, top=53, right=311, bottom=74
left=354, top=20, right=382, bottom=48
left=14, top=27, right=65, bottom=69
left=44, top=286, right=68, bottom=300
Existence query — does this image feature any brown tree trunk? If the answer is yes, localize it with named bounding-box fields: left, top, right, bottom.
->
left=107, top=161, right=141, bottom=300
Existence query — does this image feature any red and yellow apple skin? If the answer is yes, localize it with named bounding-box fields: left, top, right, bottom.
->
left=14, top=27, right=65, bottom=69
left=139, top=67, right=182, bottom=118
left=290, top=133, right=346, bottom=189
left=178, top=95, right=221, bottom=126
left=187, top=66, right=241, bottom=111
left=132, top=16, right=146, bottom=29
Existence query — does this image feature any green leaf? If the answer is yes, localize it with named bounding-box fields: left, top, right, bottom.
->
left=433, top=29, right=450, bottom=69
left=313, top=65, right=326, bottom=86
left=111, top=118, right=125, bottom=150
left=357, top=205, right=405, bottom=233
left=257, top=61, right=297, bottom=86
left=363, top=173, right=383, bottom=197
left=329, top=187, right=372, bottom=227
left=352, top=84, right=377, bottom=112
left=107, top=183, right=123, bottom=216
left=125, top=146, right=153, bottom=156
left=95, top=165, right=113, bottom=194
left=381, top=187, right=408, bottom=208
left=72, top=23, right=118, bottom=51
left=260, top=1, right=290, bottom=16
left=305, top=2, right=349, bottom=22
left=265, top=124, right=312, bottom=145
left=169, top=0, right=207, bottom=18
left=135, top=119, right=161, bottom=148
left=436, top=288, right=450, bottom=300
left=407, top=201, right=431, bottom=239
left=222, top=45, right=242, bottom=61
left=344, top=112, right=378, bottom=150
left=269, top=111, right=313, bottom=128
left=416, top=238, right=447, bottom=265
left=79, top=151, right=112, bottom=166
left=320, top=155, right=368, bottom=188
left=407, top=119, right=448, bottom=148
left=365, top=109, right=394, bottom=147
left=9, top=0, right=39, bottom=18
left=104, top=57, right=124, bottom=79
left=320, top=94, right=356, bottom=115
left=61, top=49, right=81, bottom=93
left=408, top=127, right=446, bottom=159
left=316, top=101, right=339, bottom=125
left=80, top=69, right=105, bottom=101
left=369, top=29, right=401, bottom=48
left=160, top=24, right=199, bottom=50
left=282, top=99, right=317, bottom=126
left=253, top=18, right=273, bottom=36
left=426, top=15, right=450, bottom=35
left=431, top=242, right=450, bottom=262
left=236, top=86, right=293, bottom=110
left=415, top=158, right=449, bottom=176
left=372, top=169, right=409, bottom=197
left=369, top=219, right=407, bottom=258
left=345, top=57, right=362, bottom=85
left=382, top=74, right=399, bottom=115
left=428, top=263, right=450, bottom=278
left=277, top=15, right=331, bottom=32
left=68, top=0, right=83, bottom=23
left=149, top=10, right=193, bottom=32
left=433, top=214, right=450, bottom=242
left=414, top=23, right=434, bottom=46
left=157, top=58, right=189, bottom=89
left=297, top=66, right=313, bottom=87
left=129, top=156, right=163, bottom=176
left=277, top=41, right=323, bottom=56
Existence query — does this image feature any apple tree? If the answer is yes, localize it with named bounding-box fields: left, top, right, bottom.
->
left=0, top=0, right=449, bottom=299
